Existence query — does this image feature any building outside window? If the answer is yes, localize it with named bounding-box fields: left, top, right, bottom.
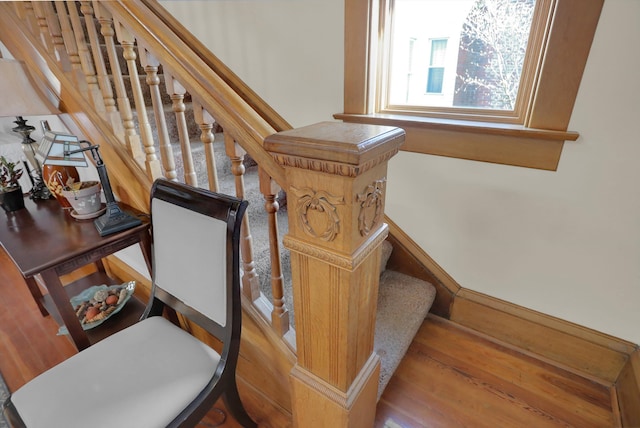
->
left=427, top=38, right=447, bottom=94
left=385, top=0, right=536, bottom=115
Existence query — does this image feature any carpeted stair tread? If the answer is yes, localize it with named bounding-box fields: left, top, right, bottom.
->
left=374, top=269, right=436, bottom=399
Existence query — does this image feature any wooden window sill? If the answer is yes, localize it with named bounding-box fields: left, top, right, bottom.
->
left=334, top=113, right=579, bottom=171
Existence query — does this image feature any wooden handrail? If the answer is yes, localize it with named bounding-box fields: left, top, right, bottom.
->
left=105, top=0, right=288, bottom=187
left=138, top=0, right=292, bottom=134
left=1, top=0, right=287, bottom=190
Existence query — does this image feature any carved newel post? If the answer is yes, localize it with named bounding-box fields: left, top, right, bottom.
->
left=265, top=122, right=404, bottom=427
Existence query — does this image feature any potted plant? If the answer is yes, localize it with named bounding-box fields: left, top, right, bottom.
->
left=0, top=156, right=25, bottom=212
left=61, top=180, right=103, bottom=218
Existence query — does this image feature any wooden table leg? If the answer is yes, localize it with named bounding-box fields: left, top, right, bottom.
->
left=94, top=259, right=106, bottom=273
left=40, top=268, right=90, bottom=351
left=23, top=276, right=49, bottom=317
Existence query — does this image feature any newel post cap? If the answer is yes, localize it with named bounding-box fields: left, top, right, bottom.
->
left=264, top=121, right=404, bottom=172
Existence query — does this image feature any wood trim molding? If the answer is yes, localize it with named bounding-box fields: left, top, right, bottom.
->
left=343, top=0, right=373, bottom=114
left=616, top=350, right=640, bottom=427
left=450, top=289, right=635, bottom=384
left=336, top=114, right=568, bottom=171
left=527, top=0, right=605, bottom=130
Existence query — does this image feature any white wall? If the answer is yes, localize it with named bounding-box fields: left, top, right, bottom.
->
left=385, top=0, right=640, bottom=344
left=159, top=0, right=344, bottom=129
left=159, top=1, right=640, bottom=344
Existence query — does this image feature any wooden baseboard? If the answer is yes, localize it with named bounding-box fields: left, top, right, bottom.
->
left=616, top=349, right=640, bottom=427
left=450, top=289, right=636, bottom=384
left=237, top=375, right=292, bottom=428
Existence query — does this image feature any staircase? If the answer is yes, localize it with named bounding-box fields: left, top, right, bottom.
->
left=184, top=135, right=437, bottom=398
left=0, top=1, right=436, bottom=424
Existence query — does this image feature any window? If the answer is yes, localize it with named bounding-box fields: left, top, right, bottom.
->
left=426, top=39, right=447, bottom=94
left=339, top=0, right=604, bottom=170
left=387, top=0, right=535, bottom=112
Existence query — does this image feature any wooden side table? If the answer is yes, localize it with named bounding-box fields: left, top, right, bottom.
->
left=0, top=196, right=151, bottom=351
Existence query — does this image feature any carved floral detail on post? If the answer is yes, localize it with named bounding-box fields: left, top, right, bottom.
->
left=357, top=179, right=386, bottom=236
left=291, top=186, right=344, bottom=242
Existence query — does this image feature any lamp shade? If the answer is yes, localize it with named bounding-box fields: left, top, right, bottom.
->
left=0, top=58, right=59, bottom=117
left=36, top=131, right=88, bottom=167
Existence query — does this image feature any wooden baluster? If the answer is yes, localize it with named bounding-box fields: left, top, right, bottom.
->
left=53, top=2, right=89, bottom=100
left=66, top=0, right=105, bottom=115
left=166, top=75, right=197, bottom=186
left=80, top=1, right=123, bottom=142
left=15, top=2, right=38, bottom=35
left=114, top=21, right=156, bottom=170
left=225, top=133, right=261, bottom=301
left=259, top=168, right=290, bottom=337
left=39, top=1, right=71, bottom=71
left=94, top=3, right=143, bottom=160
left=265, top=122, right=405, bottom=427
left=193, top=102, right=219, bottom=192
left=30, top=2, right=56, bottom=57
left=141, top=51, right=176, bottom=181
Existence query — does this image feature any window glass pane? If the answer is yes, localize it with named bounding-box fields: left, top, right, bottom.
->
left=427, top=39, right=447, bottom=93
left=387, top=0, right=536, bottom=111
left=429, top=39, right=447, bottom=66
left=427, top=67, right=444, bottom=93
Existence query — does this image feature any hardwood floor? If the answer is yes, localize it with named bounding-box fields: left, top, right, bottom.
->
left=375, top=316, right=617, bottom=427
left=0, top=247, right=618, bottom=427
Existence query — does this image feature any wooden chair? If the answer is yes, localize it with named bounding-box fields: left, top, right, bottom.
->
left=3, top=179, right=256, bottom=428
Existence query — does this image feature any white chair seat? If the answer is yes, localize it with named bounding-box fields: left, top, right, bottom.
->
left=12, top=316, right=220, bottom=428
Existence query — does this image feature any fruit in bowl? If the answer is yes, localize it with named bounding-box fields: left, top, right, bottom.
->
left=74, top=285, right=130, bottom=324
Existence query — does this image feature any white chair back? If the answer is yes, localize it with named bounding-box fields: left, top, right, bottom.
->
left=152, top=197, right=228, bottom=326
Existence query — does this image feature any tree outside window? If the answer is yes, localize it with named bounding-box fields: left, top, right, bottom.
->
left=454, top=0, right=535, bottom=110
left=388, top=0, right=535, bottom=112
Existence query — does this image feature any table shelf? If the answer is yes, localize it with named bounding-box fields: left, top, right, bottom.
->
left=41, top=271, right=147, bottom=346
left=1, top=196, right=151, bottom=351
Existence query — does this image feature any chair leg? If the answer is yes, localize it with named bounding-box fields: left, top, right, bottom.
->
left=3, top=399, right=27, bottom=428
left=222, top=382, right=257, bottom=428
